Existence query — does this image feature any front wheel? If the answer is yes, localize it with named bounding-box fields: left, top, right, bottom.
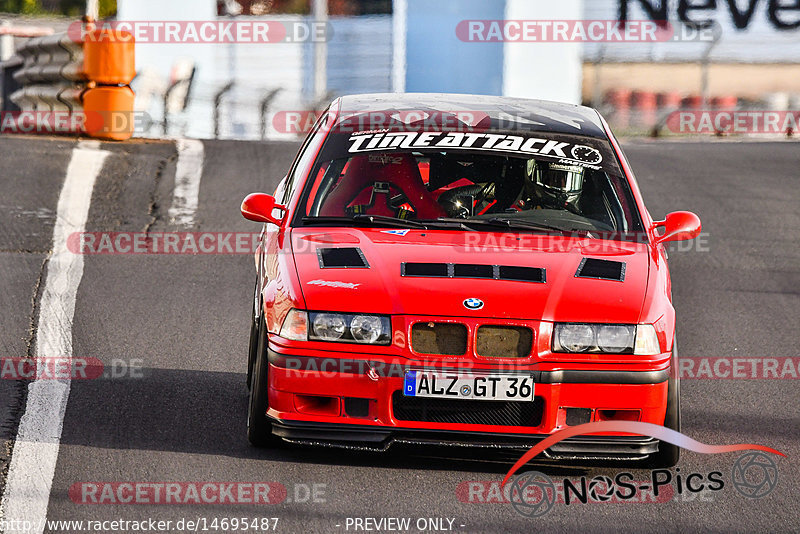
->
left=246, top=280, right=260, bottom=390
left=246, top=310, right=258, bottom=390
left=644, top=345, right=681, bottom=468
left=247, top=315, right=281, bottom=447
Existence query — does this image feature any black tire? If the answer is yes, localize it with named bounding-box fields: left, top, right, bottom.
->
left=246, top=306, right=258, bottom=390
left=246, top=280, right=260, bottom=390
left=644, top=345, right=681, bottom=468
left=247, top=315, right=281, bottom=447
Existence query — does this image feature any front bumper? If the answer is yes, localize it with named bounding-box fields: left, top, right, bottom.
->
left=272, top=421, right=660, bottom=459
left=265, top=348, right=670, bottom=459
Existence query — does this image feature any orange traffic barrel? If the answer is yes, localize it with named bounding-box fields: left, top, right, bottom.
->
left=681, top=95, right=703, bottom=109
left=83, top=29, right=136, bottom=85
left=657, top=91, right=682, bottom=110
left=711, top=96, right=738, bottom=109
left=631, top=90, right=657, bottom=128
left=82, top=85, right=135, bottom=141
left=604, top=89, right=631, bottom=129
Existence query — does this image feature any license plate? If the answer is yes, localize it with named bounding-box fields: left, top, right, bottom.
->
left=403, top=371, right=534, bottom=402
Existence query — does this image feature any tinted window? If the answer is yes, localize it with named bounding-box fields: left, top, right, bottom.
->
left=298, top=128, right=644, bottom=238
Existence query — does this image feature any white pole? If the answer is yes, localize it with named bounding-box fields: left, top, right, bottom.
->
left=312, top=0, right=328, bottom=100
left=1, top=20, right=13, bottom=61
left=391, top=0, right=407, bottom=93
left=86, top=0, right=99, bottom=20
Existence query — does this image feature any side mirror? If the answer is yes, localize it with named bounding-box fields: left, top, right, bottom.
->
left=241, top=193, right=286, bottom=226
left=653, top=211, right=701, bottom=244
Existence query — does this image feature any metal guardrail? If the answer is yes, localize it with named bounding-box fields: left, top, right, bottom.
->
left=2, top=22, right=137, bottom=140
left=213, top=81, right=235, bottom=139
left=259, top=88, right=281, bottom=140
left=13, top=33, right=84, bottom=85
left=163, top=65, right=197, bottom=136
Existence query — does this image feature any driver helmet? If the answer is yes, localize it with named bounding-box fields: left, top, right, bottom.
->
left=526, top=160, right=585, bottom=210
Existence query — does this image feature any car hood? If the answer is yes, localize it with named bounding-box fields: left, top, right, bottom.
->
left=291, top=228, right=650, bottom=323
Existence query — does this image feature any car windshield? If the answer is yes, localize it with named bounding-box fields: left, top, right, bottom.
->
left=298, top=129, right=644, bottom=238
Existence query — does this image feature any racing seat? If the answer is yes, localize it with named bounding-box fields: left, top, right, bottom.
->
left=319, top=154, right=446, bottom=219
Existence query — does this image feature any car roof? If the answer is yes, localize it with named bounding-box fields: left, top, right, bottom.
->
left=335, top=93, right=607, bottom=138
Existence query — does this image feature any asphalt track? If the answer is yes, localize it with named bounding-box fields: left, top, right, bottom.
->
left=0, top=136, right=798, bottom=533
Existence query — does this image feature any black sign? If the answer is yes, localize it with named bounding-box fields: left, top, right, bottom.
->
left=618, top=0, right=800, bottom=30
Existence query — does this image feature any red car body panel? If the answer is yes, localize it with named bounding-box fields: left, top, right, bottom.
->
left=292, top=229, right=650, bottom=323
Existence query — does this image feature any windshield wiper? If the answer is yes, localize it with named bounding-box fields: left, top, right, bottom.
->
left=417, top=217, right=477, bottom=231
left=437, top=217, right=570, bottom=235
left=352, top=214, right=428, bottom=228
left=485, top=218, right=574, bottom=235
left=302, top=215, right=427, bottom=229
left=435, top=217, right=601, bottom=237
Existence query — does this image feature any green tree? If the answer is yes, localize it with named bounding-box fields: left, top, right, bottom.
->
left=98, top=0, right=115, bottom=17
left=21, top=0, right=43, bottom=14
left=0, top=0, right=116, bottom=16
left=0, top=0, right=43, bottom=14
left=59, top=0, right=116, bottom=17
left=0, top=0, right=21, bottom=13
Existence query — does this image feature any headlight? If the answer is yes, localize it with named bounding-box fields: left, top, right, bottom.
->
left=350, top=315, right=386, bottom=344
left=553, top=324, right=659, bottom=355
left=597, top=325, right=636, bottom=353
left=312, top=313, right=347, bottom=341
left=555, top=324, right=595, bottom=352
left=308, top=311, right=391, bottom=345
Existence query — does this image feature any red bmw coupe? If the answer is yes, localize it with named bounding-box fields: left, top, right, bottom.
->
left=241, top=94, right=700, bottom=467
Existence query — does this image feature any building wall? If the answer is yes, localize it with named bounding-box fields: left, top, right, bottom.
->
left=503, top=0, right=582, bottom=103
left=583, top=63, right=800, bottom=103
left=324, top=15, right=394, bottom=97
left=583, top=0, right=800, bottom=63
left=401, top=0, right=583, bottom=103
left=581, top=1, right=800, bottom=110
left=118, top=0, right=393, bottom=139
left=404, top=0, right=505, bottom=95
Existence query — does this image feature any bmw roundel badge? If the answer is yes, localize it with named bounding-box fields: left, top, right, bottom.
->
left=463, top=298, right=484, bottom=310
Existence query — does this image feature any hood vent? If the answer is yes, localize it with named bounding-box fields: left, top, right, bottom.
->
left=498, top=265, right=546, bottom=283
left=402, top=262, right=449, bottom=277
left=317, top=247, right=369, bottom=268
left=575, top=258, right=626, bottom=281
left=401, top=263, right=545, bottom=283
left=454, top=263, right=494, bottom=279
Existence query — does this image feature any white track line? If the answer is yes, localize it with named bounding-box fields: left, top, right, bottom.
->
left=0, top=140, right=109, bottom=533
left=168, top=139, right=205, bottom=227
